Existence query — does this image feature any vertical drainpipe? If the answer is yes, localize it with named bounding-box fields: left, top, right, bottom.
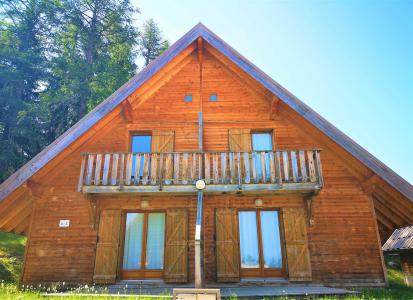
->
left=195, top=37, right=204, bottom=288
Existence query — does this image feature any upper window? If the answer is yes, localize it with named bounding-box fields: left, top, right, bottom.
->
left=252, top=133, right=272, bottom=151
left=131, top=134, right=152, bottom=177
left=131, top=135, right=152, bottom=153
left=209, top=94, right=218, bottom=102
left=184, top=94, right=193, bottom=102
left=252, top=132, right=273, bottom=180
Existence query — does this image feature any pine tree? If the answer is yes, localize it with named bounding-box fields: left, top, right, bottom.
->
left=139, top=18, right=169, bottom=66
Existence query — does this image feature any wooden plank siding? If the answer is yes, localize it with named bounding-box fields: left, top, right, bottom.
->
left=17, top=40, right=388, bottom=287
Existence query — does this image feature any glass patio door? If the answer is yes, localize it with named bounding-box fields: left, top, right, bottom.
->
left=122, top=212, right=165, bottom=279
left=238, top=210, right=285, bottom=277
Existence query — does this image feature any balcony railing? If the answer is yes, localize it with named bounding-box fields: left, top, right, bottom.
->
left=78, top=150, right=323, bottom=194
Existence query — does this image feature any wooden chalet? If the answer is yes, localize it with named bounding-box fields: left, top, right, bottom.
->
left=1, top=23, right=413, bottom=288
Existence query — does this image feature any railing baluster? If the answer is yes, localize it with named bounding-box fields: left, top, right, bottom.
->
left=150, top=153, right=158, bottom=185
left=251, top=152, right=257, bottom=183
left=307, top=151, right=316, bottom=182
left=243, top=152, right=250, bottom=184
left=158, top=153, right=164, bottom=189
left=125, top=153, right=133, bottom=185
left=315, top=150, right=324, bottom=186
left=182, top=153, right=189, bottom=184
left=213, top=153, right=219, bottom=184
left=299, top=150, right=307, bottom=182
left=229, top=152, right=235, bottom=184
left=111, top=154, right=119, bottom=186
left=94, top=154, right=102, bottom=185
left=260, top=151, right=266, bottom=183
left=173, top=153, right=180, bottom=184
left=85, top=154, right=95, bottom=186
left=269, top=152, right=276, bottom=183
left=133, top=154, right=141, bottom=185
left=78, top=155, right=87, bottom=192
left=275, top=151, right=282, bottom=184
left=221, top=153, right=227, bottom=184
left=282, top=151, right=289, bottom=182
left=204, top=153, right=210, bottom=184
left=102, top=154, right=110, bottom=185
left=164, top=154, right=172, bottom=185
left=291, top=151, right=298, bottom=182
left=142, top=153, right=149, bottom=185
left=237, top=152, right=241, bottom=188
left=191, top=153, right=197, bottom=183
left=119, top=153, right=125, bottom=188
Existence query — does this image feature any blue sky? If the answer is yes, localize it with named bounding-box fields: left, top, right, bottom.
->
left=132, top=0, right=413, bottom=184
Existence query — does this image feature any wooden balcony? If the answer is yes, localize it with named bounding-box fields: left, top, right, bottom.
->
left=78, top=150, right=323, bottom=195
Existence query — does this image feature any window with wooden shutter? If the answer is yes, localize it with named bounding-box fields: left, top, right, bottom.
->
left=164, top=209, right=188, bottom=283
left=93, top=209, right=122, bottom=284
left=283, top=207, right=312, bottom=281
left=228, top=129, right=251, bottom=152
left=215, top=208, right=240, bottom=282
left=152, top=130, right=175, bottom=152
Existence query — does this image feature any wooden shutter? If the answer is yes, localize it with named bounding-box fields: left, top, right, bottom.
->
left=228, top=129, right=251, bottom=152
left=93, top=209, right=122, bottom=284
left=215, top=209, right=240, bottom=282
left=283, top=207, right=312, bottom=281
left=152, top=130, right=175, bottom=152
left=164, top=209, right=188, bottom=283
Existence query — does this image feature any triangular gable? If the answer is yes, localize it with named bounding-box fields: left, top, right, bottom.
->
left=1, top=23, right=412, bottom=204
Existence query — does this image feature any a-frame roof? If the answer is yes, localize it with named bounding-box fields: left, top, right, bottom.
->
left=1, top=23, right=412, bottom=203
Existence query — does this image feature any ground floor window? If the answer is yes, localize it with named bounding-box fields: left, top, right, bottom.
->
left=122, top=212, right=165, bottom=278
left=238, top=209, right=284, bottom=277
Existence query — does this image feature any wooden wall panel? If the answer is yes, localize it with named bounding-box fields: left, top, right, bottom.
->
left=20, top=46, right=386, bottom=287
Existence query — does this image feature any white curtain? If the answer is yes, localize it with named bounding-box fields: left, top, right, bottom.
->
left=239, top=211, right=260, bottom=268
left=260, top=211, right=283, bottom=268
left=145, top=213, right=165, bottom=269
left=123, top=213, right=144, bottom=270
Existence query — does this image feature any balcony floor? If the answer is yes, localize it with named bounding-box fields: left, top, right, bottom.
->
left=82, top=182, right=322, bottom=196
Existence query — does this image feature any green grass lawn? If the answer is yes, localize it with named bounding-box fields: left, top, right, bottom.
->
left=0, top=231, right=412, bottom=299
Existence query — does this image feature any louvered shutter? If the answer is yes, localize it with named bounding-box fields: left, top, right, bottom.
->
left=283, top=207, right=312, bottom=281
left=215, top=209, right=240, bottom=282
left=152, top=130, right=175, bottom=152
left=164, top=209, right=188, bottom=282
left=228, top=129, right=251, bottom=152
left=93, top=210, right=122, bottom=284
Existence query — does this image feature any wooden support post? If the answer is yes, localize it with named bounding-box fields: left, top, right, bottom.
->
left=85, top=194, right=97, bottom=230
left=304, top=192, right=318, bottom=227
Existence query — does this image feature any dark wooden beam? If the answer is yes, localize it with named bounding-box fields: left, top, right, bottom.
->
left=197, top=37, right=203, bottom=65
left=25, top=179, right=44, bottom=199
left=121, top=99, right=134, bottom=122
left=361, top=174, right=380, bottom=194
left=372, top=197, right=405, bottom=228
left=373, top=191, right=413, bottom=224
left=269, top=96, right=280, bottom=120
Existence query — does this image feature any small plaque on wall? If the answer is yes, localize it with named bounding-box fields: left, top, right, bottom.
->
left=59, top=219, right=70, bottom=228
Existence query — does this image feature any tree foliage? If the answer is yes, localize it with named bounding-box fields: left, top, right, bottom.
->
left=139, top=18, right=169, bottom=66
left=0, top=0, right=168, bottom=182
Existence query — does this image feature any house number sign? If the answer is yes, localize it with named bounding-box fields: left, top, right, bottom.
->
left=59, top=219, right=70, bottom=228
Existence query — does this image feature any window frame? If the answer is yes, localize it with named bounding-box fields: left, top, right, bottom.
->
left=129, top=131, right=152, bottom=153
left=237, top=208, right=286, bottom=278
left=120, top=209, right=167, bottom=279
left=250, top=129, right=275, bottom=151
